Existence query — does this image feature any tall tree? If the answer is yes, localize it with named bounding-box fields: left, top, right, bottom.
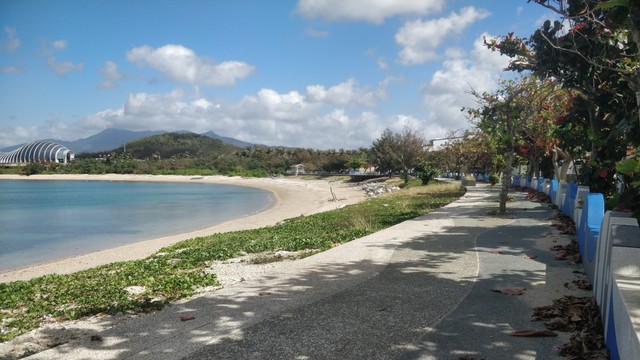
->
left=467, top=79, right=529, bottom=213
left=370, top=128, right=427, bottom=185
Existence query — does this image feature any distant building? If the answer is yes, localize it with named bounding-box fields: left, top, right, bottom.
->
left=0, top=140, right=75, bottom=164
left=427, top=136, right=464, bottom=151
left=289, top=164, right=305, bottom=176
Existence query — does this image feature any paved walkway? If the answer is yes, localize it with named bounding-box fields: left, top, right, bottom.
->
left=25, top=185, right=590, bottom=359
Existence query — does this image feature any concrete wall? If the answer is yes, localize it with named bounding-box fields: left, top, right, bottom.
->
left=514, top=176, right=640, bottom=360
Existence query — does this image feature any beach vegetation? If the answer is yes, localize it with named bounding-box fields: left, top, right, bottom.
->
left=369, top=128, right=427, bottom=185
left=0, top=181, right=463, bottom=343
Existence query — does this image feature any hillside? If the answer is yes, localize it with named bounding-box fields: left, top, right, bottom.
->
left=120, top=132, right=240, bottom=159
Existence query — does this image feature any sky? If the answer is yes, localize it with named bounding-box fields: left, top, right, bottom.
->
left=0, top=0, right=558, bottom=150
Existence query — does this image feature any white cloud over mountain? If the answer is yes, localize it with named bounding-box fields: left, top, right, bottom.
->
left=126, top=44, right=255, bottom=86
left=65, top=78, right=398, bottom=149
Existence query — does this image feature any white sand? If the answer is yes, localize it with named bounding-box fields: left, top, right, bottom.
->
left=0, top=174, right=366, bottom=283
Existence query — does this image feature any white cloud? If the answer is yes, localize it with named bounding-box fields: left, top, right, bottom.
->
left=396, top=6, right=490, bottom=65
left=126, top=44, right=255, bottom=86
left=97, top=61, right=124, bottom=89
left=0, top=125, right=36, bottom=148
left=0, top=26, right=20, bottom=52
left=377, top=57, right=389, bottom=71
left=305, top=27, right=330, bottom=38
left=65, top=78, right=393, bottom=149
left=0, top=65, right=24, bottom=74
left=420, top=33, right=510, bottom=140
left=306, top=78, right=387, bottom=106
left=1, top=76, right=405, bottom=150
left=0, top=117, right=75, bottom=148
left=295, top=0, right=444, bottom=24
left=51, top=39, right=67, bottom=50
left=47, top=58, right=84, bottom=77
left=41, top=39, right=84, bottom=77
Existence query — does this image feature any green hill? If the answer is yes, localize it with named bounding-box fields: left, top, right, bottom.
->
left=124, top=132, right=240, bottom=160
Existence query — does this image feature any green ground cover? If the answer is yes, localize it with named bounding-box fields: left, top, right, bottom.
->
left=0, top=181, right=464, bottom=342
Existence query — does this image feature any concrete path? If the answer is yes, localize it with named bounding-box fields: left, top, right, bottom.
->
left=25, top=185, right=590, bottom=359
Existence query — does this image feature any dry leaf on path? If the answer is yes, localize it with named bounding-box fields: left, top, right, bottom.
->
left=491, top=288, right=526, bottom=295
left=510, top=329, right=558, bottom=337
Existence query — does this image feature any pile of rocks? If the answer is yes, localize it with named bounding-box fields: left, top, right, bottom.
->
left=361, top=182, right=399, bottom=197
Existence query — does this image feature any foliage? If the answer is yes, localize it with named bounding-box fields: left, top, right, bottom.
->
left=122, top=132, right=238, bottom=160
left=414, top=161, right=439, bottom=185
left=486, top=0, right=639, bottom=198
left=466, top=78, right=530, bottom=213
left=0, top=182, right=464, bottom=342
left=614, top=149, right=640, bottom=219
left=489, top=174, right=500, bottom=186
left=370, top=128, right=427, bottom=185
left=63, top=133, right=372, bottom=177
left=0, top=166, right=20, bottom=175
left=20, top=162, right=45, bottom=176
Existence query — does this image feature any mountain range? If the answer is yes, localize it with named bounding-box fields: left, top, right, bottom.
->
left=1, top=129, right=256, bottom=154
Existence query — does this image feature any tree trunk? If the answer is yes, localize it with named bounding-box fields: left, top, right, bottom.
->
left=552, top=145, right=574, bottom=181
left=628, top=76, right=640, bottom=128
left=500, top=149, right=514, bottom=214
left=586, top=102, right=601, bottom=161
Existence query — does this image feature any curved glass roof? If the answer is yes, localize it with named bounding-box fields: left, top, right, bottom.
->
left=0, top=140, right=75, bottom=164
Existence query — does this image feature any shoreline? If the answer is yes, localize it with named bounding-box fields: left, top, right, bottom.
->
left=0, top=174, right=367, bottom=283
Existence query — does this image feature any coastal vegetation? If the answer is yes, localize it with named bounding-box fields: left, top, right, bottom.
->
left=0, top=180, right=464, bottom=343
left=4, top=129, right=438, bottom=182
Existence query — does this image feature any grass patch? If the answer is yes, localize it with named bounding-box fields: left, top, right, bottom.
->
left=0, top=182, right=464, bottom=342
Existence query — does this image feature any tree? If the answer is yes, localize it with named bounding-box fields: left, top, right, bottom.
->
left=414, top=161, right=439, bottom=185
left=467, top=79, right=530, bottom=214
left=370, top=129, right=398, bottom=176
left=486, top=0, right=638, bottom=198
left=370, top=128, right=427, bottom=185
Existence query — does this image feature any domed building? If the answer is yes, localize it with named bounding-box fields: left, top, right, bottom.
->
left=0, top=140, right=75, bottom=164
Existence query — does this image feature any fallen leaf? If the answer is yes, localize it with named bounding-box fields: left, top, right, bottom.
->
left=491, top=288, right=526, bottom=295
left=511, top=329, right=557, bottom=337
left=180, top=316, right=196, bottom=321
left=90, top=335, right=103, bottom=342
left=573, top=279, right=592, bottom=290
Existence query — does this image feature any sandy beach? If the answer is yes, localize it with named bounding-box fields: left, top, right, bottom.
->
left=0, top=174, right=367, bottom=283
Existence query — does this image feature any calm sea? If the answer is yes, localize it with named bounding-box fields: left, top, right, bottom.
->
left=0, top=180, right=273, bottom=272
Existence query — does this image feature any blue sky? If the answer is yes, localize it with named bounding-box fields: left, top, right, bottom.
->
left=0, top=0, right=556, bottom=150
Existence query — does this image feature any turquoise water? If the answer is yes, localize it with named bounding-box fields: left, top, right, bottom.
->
left=0, top=180, right=273, bottom=272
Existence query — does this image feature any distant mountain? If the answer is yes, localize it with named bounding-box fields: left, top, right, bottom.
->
left=62, top=129, right=166, bottom=153
left=1, top=128, right=257, bottom=154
